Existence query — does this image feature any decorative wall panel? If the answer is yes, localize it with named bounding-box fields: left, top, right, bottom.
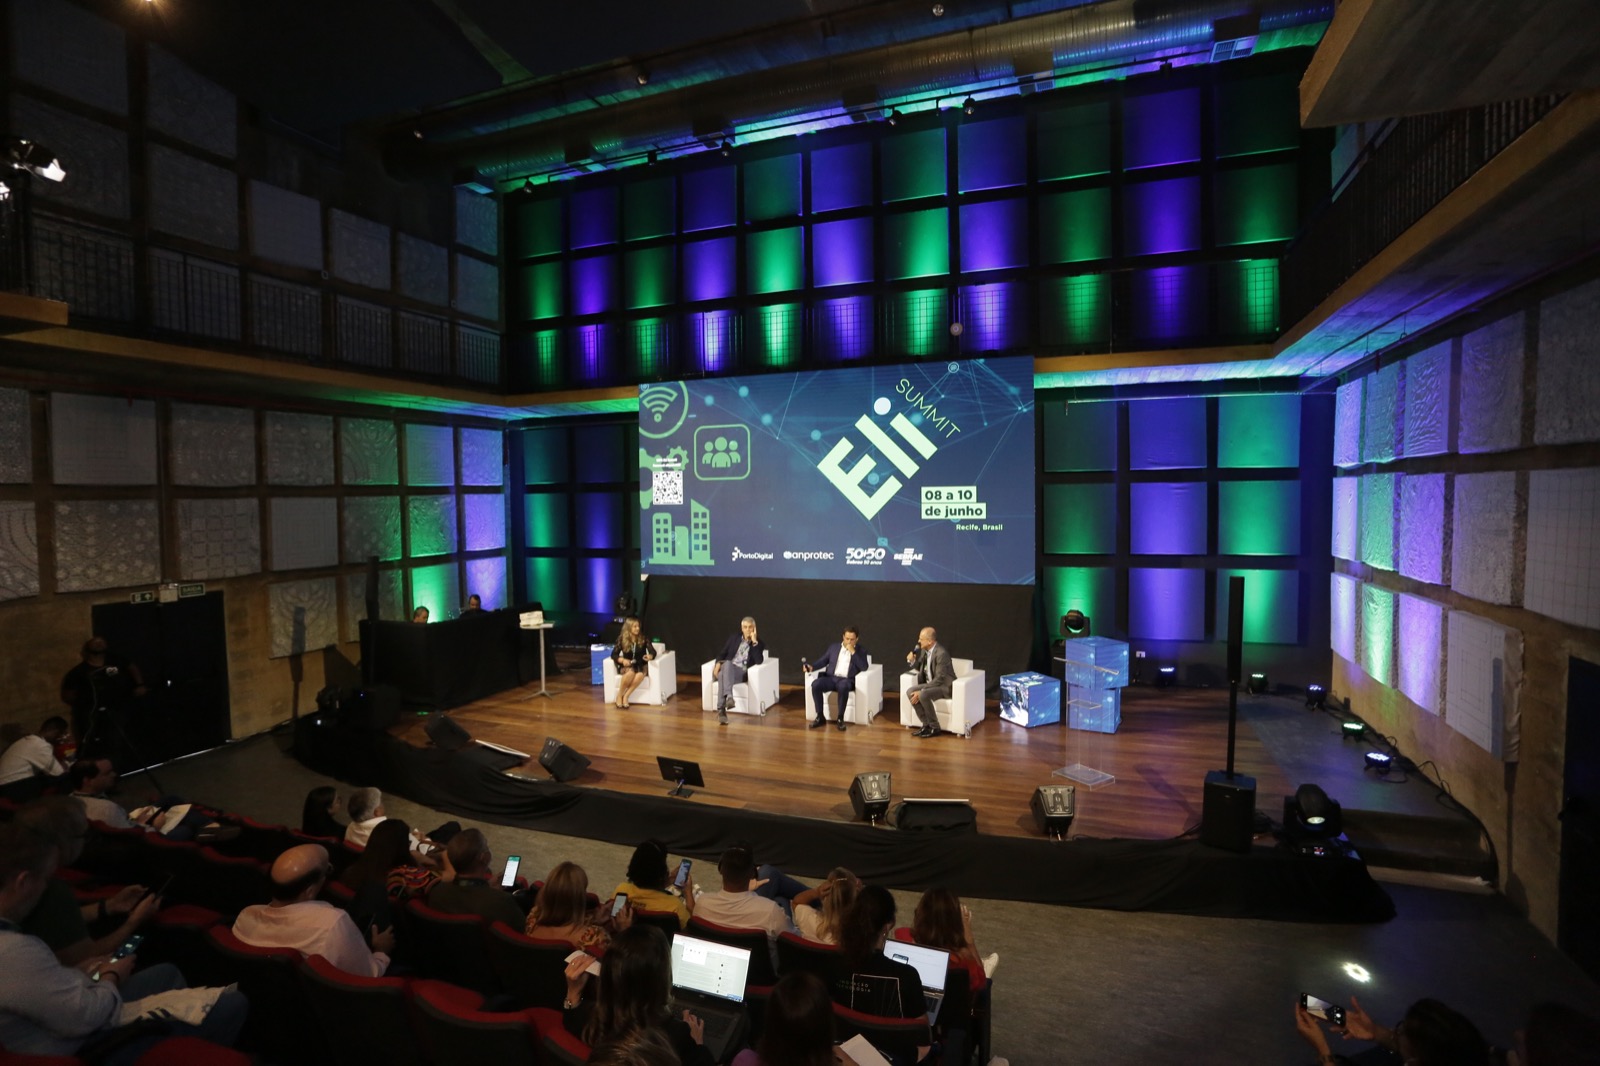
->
left=330, top=210, right=391, bottom=290
left=0, top=389, right=31, bottom=483
left=340, top=496, right=402, bottom=563
left=55, top=500, right=159, bottom=591
left=1397, top=473, right=1446, bottom=585
left=1333, top=379, right=1363, bottom=468
left=407, top=496, right=458, bottom=557
left=340, top=418, right=398, bottom=485
left=464, top=556, right=508, bottom=611
left=0, top=502, right=39, bottom=601
left=170, top=403, right=255, bottom=486
left=1445, top=611, right=1521, bottom=759
left=1127, top=568, right=1205, bottom=641
left=1534, top=277, right=1600, bottom=446
left=1358, top=473, right=1396, bottom=570
left=1330, top=477, right=1358, bottom=562
left=455, top=254, right=500, bottom=321
left=343, top=569, right=403, bottom=643
left=1459, top=313, right=1524, bottom=454
left=176, top=498, right=260, bottom=580
left=1357, top=582, right=1395, bottom=686
left=455, top=187, right=499, bottom=255
left=398, top=234, right=449, bottom=306
left=249, top=276, right=321, bottom=356
left=463, top=494, right=507, bottom=551
left=409, top=562, right=460, bottom=621
left=1361, top=363, right=1400, bottom=464
left=1401, top=342, right=1451, bottom=457
left=50, top=394, right=157, bottom=485
left=405, top=425, right=455, bottom=486
left=1330, top=572, right=1357, bottom=663
left=1396, top=592, right=1444, bottom=715
left=147, top=145, right=239, bottom=249
left=1525, top=467, right=1600, bottom=629
left=249, top=181, right=323, bottom=271
left=459, top=429, right=503, bottom=486
left=146, top=46, right=237, bottom=158
left=268, top=497, right=338, bottom=571
left=1128, top=398, right=1206, bottom=469
left=268, top=578, right=338, bottom=659
left=12, top=0, right=128, bottom=114
left=265, top=413, right=334, bottom=486
left=1451, top=472, right=1517, bottom=605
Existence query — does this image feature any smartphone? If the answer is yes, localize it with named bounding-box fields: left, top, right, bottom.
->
left=1299, top=994, right=1346, bottom=1027
left=673, top=858, right=692, bottom=890
left=611, top=892, right=628, bottom=918
left=147, top=872, right=175, bottom=900
left=112, top=933, right=145, bottom=960
left=501, top=855, right=521, bottom=889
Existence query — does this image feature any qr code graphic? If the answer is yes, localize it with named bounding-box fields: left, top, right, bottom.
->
left=652, top=469, right=684, bottom=506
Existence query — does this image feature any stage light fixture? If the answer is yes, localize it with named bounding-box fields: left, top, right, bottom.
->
left=1306, top=684, right=1326, bottom=709
left=1061, top=610, right=1091, bottom=638
left=4, top=137, right=66, bottom=182
left=1283, top=782, right=1342, bottom=839
left=1030, top=784, right=1075, bottom=839
left=1341, top=721, right=1365, bottom=739
left=962, top=96, right=977, bottom=115
left=1246, top=672, right=1268, bottom=695
left=1364, top=751, right=1393, bottom=772
left=1155, top=665, right=1176, bottom=688
left=720, top=138, right=733, bottom=156
left=886, top=108, right=900, bottom=125
left=646, top=149, right=659, bottom=166
left=849, top=771, right=892, bottom=824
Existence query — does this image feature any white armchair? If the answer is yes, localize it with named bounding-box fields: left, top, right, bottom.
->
left=603, top=643, right=677, bottom=706
left=808, top=657, right=884, bottom=725
left=899, top=657, right=986, bottom=737
left=700, top=655, right=781, bottom=716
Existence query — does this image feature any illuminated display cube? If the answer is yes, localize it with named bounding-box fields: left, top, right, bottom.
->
left=590, top=644, right=611, bottom=686
left=1059, top=636, right=1130, bottom=690
left=999, top=672, right=1061, bottom=728
left=1067, top=684, right=1122, bottom=734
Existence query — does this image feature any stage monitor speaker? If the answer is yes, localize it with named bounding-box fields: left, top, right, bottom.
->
left=540, top=737, right=591, bottom=782
left=1200, top=769, right=1257, bottom=853
left=849, top=772, right=892, bottom=822
left=1030, top=784, right=1076, bottom=835
left=424, top=715, right=472, bottom=752
left=1226, top=575, right=1244, bottom=686
left=893, top=798, right=977, bottom=833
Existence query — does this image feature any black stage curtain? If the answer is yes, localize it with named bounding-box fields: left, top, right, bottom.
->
left=295, top=717, right=1393, bottom=923
left=642, top=577, right=1033, bottom=689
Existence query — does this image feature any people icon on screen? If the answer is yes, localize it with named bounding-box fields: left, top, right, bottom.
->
left=701, top=435, right=743, bottom=471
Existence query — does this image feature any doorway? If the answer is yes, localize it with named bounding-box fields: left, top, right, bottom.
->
left=1559, top=656, right=1600, bottom=981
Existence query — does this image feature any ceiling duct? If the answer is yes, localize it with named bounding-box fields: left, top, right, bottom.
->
left=383, top=0, right=1329, bottom=181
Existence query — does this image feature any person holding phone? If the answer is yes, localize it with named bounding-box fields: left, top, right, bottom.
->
left=612, top=617, right=655, bottom=709
left=1293, top=995, right=1495, bottom=1066
left=527, top=861, right=629, bottom=952
left=711, top=616, right=766, bottom=725
left=613, top=840, right=695, bottom=928
left=424, top=829, right=526, bottom=926
left=561, top=925, right=712, bottom=1066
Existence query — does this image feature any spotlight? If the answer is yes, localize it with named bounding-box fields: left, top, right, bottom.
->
left=1246, top=672, right=1268, bottom=695
left=0, top=181, right=9, bottom=203
left=1363, top=751, right=1393, bottom=772
left=932, top=2, right=944, bottom=14
left=1061, top=610, right=1091, bottom=638
left=1283, top=783, right=1342, bottom=838
left=1155, top=665, right=1176, bottom=688
left=1306, top=684, right=1326, bottom=709
left=849, top=772, right=892, bottom=824
left=719, top=138, right=733, bottom=156
left=412, top=128, right=424, bottom=140
left=962, top=97, right=976, bottom=115
left=520, top=177, right=535, bottom=195
left=1030, top=784, right=1075, bottom=839
left=636, top=69, right=650, bottom=86
left=886, top=108, right=900, bottom=125
left=4, top=138, right=66, bottom=182
left=1341, top=721, right=1365, bottom=739
left=646, top=149, right=658, bottom=166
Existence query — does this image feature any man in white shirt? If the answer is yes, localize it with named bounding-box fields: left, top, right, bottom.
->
left=0, top=717, right=69, bottom=800
left=692, top=847, right=792, bottom=968
left=343, top=786, right=385, bottom=847
left=804, top=627, right=868, bottom=732
left=232, top=843, right=393, bottom=977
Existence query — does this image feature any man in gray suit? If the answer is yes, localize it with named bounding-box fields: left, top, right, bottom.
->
left=904, top=626, right=955, bottom=738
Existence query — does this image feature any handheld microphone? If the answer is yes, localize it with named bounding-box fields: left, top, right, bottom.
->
left=97, top=666, right=119, bottom=677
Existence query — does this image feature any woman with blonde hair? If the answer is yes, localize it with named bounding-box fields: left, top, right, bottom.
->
left=791, top=866, right=859, bottom=945
left=611, top=616, right=654, bottom=709
left=527, top=860, right=627, bottom=952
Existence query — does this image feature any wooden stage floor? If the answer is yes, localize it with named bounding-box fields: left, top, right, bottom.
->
left=393, top=658, right=1294, bottom=842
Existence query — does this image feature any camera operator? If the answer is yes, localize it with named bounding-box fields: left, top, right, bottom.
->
left=59, top=637, right=146, bottom=747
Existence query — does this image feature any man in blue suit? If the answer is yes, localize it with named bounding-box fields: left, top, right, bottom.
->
left=804, top=626, right=868, bottom=732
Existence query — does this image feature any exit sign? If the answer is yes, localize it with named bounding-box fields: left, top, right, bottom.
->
left=130, top=591, right=155, bottom=604
left=178, top=583, right=206, bottom=599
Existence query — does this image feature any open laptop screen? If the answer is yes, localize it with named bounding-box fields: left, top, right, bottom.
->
left=883, top=940, right=950, bottom=992
left=670, top=934, right=752, bottom=1004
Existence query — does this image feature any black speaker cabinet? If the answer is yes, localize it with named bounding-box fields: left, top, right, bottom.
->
left=540, top=737, right=592, bottom=782
left=892, top=798, right=977, bottom=832
left=1200, top=769, right=1257, bottom=853
left=424, top=714, right=472, bottom=752
left=1226, top=575, right=1245, bottom=686
left=1030, top=784, right=1076, bottom=834
left=849, top=772, right=892, bottom=821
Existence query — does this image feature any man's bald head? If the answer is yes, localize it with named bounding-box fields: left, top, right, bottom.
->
left=269, top=843, right=330, bottom=903
left=920, top=627, right=937, bottom=641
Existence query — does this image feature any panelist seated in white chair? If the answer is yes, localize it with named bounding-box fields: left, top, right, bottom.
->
left=904, top=626, right=956, bottom=738
left=711, top=615, right=766, bottom=725
left=803, top=626, right=868, bottom=733
left=610, top=616, right=654, bottom=709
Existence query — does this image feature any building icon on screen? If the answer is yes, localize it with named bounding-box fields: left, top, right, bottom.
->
left=650, top=500, right=712, bottom=566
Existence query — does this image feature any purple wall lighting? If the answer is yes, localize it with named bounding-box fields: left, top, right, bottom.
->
left=1123, top=88, right=1201, bottom=169
left=689, top=310, right=738, bottom=373
left=571, top=255, right=616, bottom=316
left=1129, top=568, right=1206, bottom=641
left=464, top=556, right=507, bottom=612
left=811, top=142, right=873, bottom=213
left=959, top=199, right=1028, bottom=273
left=959, top=283, right=1021, bottom=352
left=683, top=238, right=736, bottom=302
left=1130, top=482, right=1207, bottom=554
left=683, top=166, right=737, bottom=232
left=1124, top=177, right=1202, bottom=256
left=1129, top=397, right=1206, bottom=469
left=581, top=557, right=621, bottom=615
left=815, top=296, right=873, bottom=361
left=576, top=492, right=623, bottom=550
left=1131, top=265, right=1206, bottom=342
left=569, top=187, right=618, bottom=249
left=958, top=116, right=1026, bottom=193
left=812, top=218, right=874, bottom=288
left=575, top=323, right=612, bottom=382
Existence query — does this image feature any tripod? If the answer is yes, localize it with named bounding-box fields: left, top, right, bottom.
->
left=81, top=669, right=165, bottom=795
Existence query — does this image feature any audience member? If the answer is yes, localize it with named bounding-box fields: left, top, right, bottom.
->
left=0, top=821, right=246, bottom=1061
left=790, top=866, right=859, bottom=946
left=562, top=924, right=711, bottom=1066
left=1294, top=995, right=1494, bottom=1066
left=1518, top=1001, right=1600, bottom=1066
left=233, top=843, right=393, bottom=977
left=527, top=860, right=624, bottom=952
left=834, top=886, right=928, bottom=1045
left=425, top=828, right=525, bottom=927
left=60, top=636, right=146, bottom=745
left=300, top=785, right=343, bottom=839
left=67, top=759, right=229, bottom=842
left=910, top=886, right=995, bottom=991
left=0, top=716, right=69, bottom=800
left=692, top=846, right=792, bottom=968
left=732, top=971, right=838, bottom=1066
left=587, top=1024, right=683, bottom=1066
left=14, top=798, right=161, bottom=966
left=411, top=606, right=430, bottom=623
left=614, top=840, right=694, bottom=928
left=343, top=787, right=386, bottom=847
left=337, top=818, right=444, bottom=933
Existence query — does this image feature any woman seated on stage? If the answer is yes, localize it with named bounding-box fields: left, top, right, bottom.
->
left=614, top=840, right=694, bottom=928
left=611, top=617, right=654, bottom=709
left=908, top=886, right=995, bottom=993
left=789, top=865, right=859, bottom=945
left=300, top=785, right=344, bottom=839
left=527, top=860, right=629, bottom=952
left=562, top=925, right=712, bottom=1066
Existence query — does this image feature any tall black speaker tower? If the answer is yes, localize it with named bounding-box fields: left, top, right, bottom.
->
left=1201, top=575, right=1256, bottom=851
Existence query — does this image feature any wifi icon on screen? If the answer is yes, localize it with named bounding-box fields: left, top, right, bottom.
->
left=638, top=382, right=688, bottom=439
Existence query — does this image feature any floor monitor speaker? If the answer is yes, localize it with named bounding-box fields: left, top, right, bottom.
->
left=849, top=772, right=892, bottom=821
left=423, top=714, right=471, bottom=752
left=540, top=737, right=592, bottom=782
left=1200, top=769, right=1257, bottom=853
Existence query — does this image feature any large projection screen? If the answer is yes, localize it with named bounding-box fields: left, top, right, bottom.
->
left=639, top=357, right=1035, bottom=585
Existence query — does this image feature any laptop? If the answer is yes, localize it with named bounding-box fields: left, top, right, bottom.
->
left=668, top=933, right=752, bottom=1062
left=882, top=940, right=950, bottom=1024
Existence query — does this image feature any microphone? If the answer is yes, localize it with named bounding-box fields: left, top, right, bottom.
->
left=94, top=666, right=119, bottom=677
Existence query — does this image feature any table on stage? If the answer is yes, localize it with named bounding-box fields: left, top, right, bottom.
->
left=520, top=620, right=555, bottom=699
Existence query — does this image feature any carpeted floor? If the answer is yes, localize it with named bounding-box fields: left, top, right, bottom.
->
left=124, top=730, right=1600, bottom=1065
